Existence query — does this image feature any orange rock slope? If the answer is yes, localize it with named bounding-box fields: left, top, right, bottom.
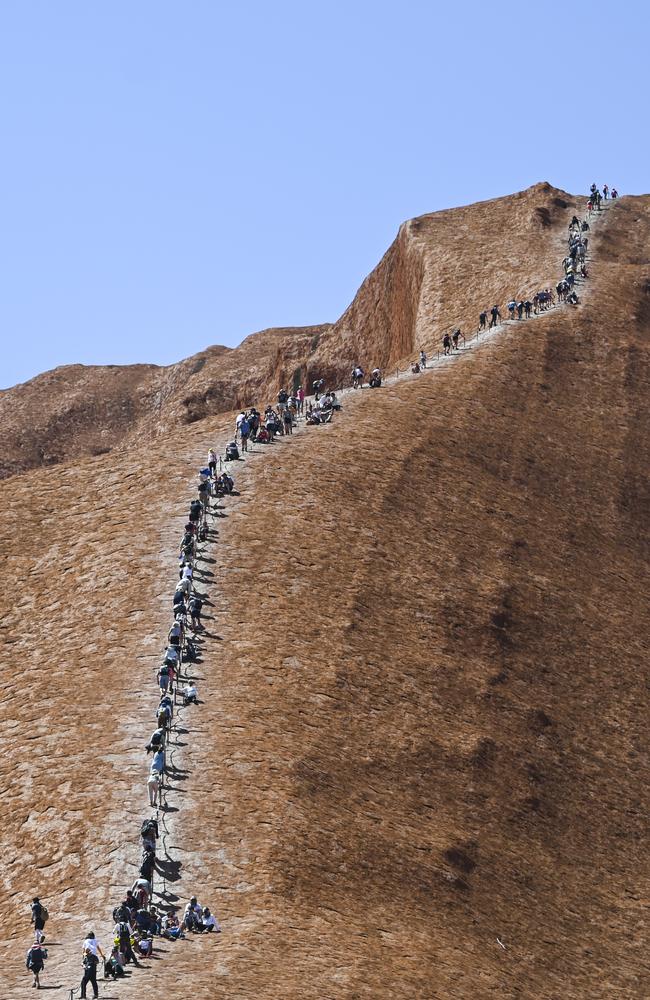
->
left=0, top=188, right=648, bottom=999
left=2, top=182, right=580, bottom=479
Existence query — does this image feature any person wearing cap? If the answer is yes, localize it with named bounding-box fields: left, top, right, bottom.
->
left=80, top=932, right=104, bottom=999
left=25, top=940, right=47, bottom=989
left=30, top=897, right=46, bottom=943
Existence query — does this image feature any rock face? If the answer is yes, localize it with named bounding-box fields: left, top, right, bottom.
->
left=0, top=188, right=649, bottom=999
left=1, top=182, right=580, bottom=478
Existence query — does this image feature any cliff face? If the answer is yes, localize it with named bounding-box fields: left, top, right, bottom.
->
left=1, top=182, right=579, bottom=478
left=0, top=191, right=647, bottom=999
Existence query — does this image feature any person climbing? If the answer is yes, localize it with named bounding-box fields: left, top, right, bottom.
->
left=283, top=407, right=293, bottom=435
left=207, top=448, right=217, bottom=476
left=611, top=188, right=618, bottom=199
left=489, top=305, right=500, bottom=328
left=452, top=329, right=461, bottom=351
left=189, top=595, right=203, bottom=630
left=478, top=310, right=487, bottom=331
left=80, top=933, right=104, bottom=1000
left=352, top=366, right=364, bottom=389
left=239, top=415, right=250, bottom=452
left=603, top=184, right=609, bottom=199
left=26, top=941, right=47, bottom=989
left=312, top=378, right=324, bottom=400
left=168, top=619, right=183, bottom=648
left=145, top=727, right=165, bottom=754
left=157, top=663, right=171, bottom=697
left=517, top=301, right=524, bottom=320
left=114, top=919, right=140, bottom=967
left=442, top=333, right=451, bottom=356
left=151, top=747, right=165, bottom=776
left=419, top=350, right=427, bottom=368
left=296, top=385, right=305, bottom=414
left=31, top=897, right=48, bottom=944
left=507, top=299, right=517, bottom=320
left=369, top=368, right=382, bottom=388
left=147, top=769, right=161, bottom=807
left=189, top=499, right=203, bottom=524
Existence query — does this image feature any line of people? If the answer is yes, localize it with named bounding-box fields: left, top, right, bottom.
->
left=26, top=190, right=614, bottom=993
left=409, top=192, right=609, bottom=376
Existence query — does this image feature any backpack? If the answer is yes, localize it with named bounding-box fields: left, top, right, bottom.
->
left=278, top=390, right=288, bottom=403
left=159, top=665, right=169, bottom=678
left=41, top=905, right=49, bottom=923
left=141, top=818, right=159, bottom=838
left=185, top=639, right=197, bottom=662
left=28, top=946, right=47, bottom=969
left=225, top=443, right=239, bottom=460
left=118, top=922, right=131, bottom=947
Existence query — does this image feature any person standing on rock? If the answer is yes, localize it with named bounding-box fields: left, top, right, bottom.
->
left=442, top=333, right=451, bottom=356
left=419, top=350, right=427, bottom=368
left=147, top=768, right=161, bottom=808
left=30, top=897, right=47, bottom=943
left=80, top=932, right=104, bottom=1000
left=490, top=305, right=501, bottom=328
left=452, top=329, right=461, bottom=351
left=296, top=385, right=305, bottom=414
left=478, top=310, right=487, bottom=331
left=26, top=941, right=47, bottom=990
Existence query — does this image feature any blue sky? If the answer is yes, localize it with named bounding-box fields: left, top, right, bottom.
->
left=0, top=0, right=646, bottom=388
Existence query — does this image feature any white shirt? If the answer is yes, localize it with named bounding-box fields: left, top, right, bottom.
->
left=182, top=566, right=193, bottom=579
left=202, top=914, right=220, bottom=930
left=82, top=937, right=102, bottom=956
left=236, top=413, right=245, bottom=427
left=184, top=685, right=198, bottom=698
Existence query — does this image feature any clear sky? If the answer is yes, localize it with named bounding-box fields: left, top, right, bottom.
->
left=0, top=0, right=646, bottom=389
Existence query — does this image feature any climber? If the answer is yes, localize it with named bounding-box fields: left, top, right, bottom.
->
left=239, top=415, right=250, bottom=452
left=147, top=769, right=161, bottom=807
left=507, top=299, right=517, bottom=320
left=26, top=942, right=47, bottom=990
left=419, top=350, right=427, bottom=368
left=369, top=368, right=382, bottom=388
left=80, top=932, right=104, bottom=1000
left=145, top=727, right=165, bottom=754
left=207, top=448, right=217, bottom=475
left=114, top=919, right=140, bottom=968
left=31, top=897, right=48, bottom=944
left=489, top=305, right=501, bottom=328
left=478, top=310, right=488, bottom=331
left=189, top=595, right=203, bottom=630
left=442, top=333, right=451, bottom=356
left=452, top=329, right=461, bottom=351
left=352, top=366, right=364, bottom=389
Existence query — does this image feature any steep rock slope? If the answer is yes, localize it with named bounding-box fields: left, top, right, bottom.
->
left=0, top=195, right=647, bottom=999
left=1, top=182, right=578, bottom=478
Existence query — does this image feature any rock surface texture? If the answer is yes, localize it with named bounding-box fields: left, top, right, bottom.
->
left=0, top=185, right=648, bottom=998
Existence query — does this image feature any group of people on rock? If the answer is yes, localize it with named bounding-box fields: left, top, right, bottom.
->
left=588, top=182, right=616, bottom=213
left=24, top=189, right=617, bottom=993
left=407, top=188, right=616, bottom=375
